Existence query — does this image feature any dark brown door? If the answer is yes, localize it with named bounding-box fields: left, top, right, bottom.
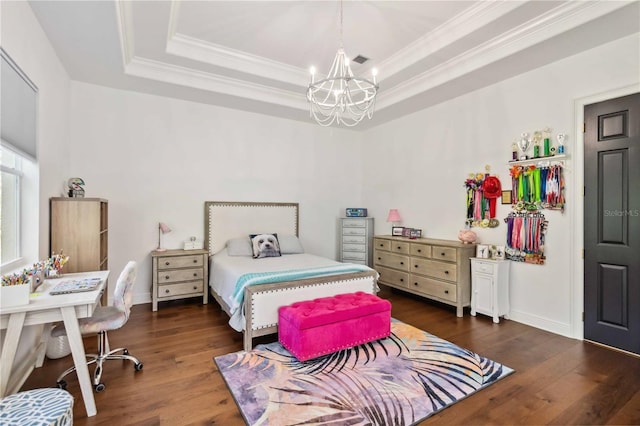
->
left=584, top=92, right=640, bottom=355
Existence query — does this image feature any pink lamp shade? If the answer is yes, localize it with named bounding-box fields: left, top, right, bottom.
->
left=156, top=222, right=172, bottom=251
left=159, top=222, right=172, bottom=234
left=386, top=209, right=402, bottom=223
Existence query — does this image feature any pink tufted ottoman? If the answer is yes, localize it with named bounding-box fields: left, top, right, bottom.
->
left=278, top=292, right=392, bottom=361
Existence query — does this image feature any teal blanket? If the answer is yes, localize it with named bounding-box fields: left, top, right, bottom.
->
left=230, top=263, right=373, bottom=314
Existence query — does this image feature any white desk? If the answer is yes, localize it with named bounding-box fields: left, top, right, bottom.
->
left=0, top=270, right=109, bottom=417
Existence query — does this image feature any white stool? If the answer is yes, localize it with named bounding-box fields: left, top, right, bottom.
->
left=0, top=388, right=73, bottom=425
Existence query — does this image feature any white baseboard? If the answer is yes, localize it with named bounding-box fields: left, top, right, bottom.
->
left=508, top=309, right=574, bottom=339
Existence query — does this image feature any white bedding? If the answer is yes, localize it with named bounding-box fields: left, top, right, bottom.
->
left=209, top=249, right=355, bottom=330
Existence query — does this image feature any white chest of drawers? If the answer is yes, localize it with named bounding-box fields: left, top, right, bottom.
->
left=470, top=258, right=510, bottom=323
left=373, top=236, right=475, bottom=317
left=338, top=218, right=374, bottom=266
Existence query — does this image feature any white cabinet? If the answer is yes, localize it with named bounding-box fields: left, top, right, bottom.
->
left=470, top=258, right=510, bottom=323
left=339, top=218, right=374, bottom=266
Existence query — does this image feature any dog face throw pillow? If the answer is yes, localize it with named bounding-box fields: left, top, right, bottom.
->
left=250, top=233, right=281, bottom=258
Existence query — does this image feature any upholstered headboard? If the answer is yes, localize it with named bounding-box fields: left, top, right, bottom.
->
left=204, top=201, right=299, bottom=256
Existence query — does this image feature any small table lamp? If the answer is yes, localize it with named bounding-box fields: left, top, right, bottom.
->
left=157, top=222, right=172, bottom=251
left=386, top=209, right=402, bottom=231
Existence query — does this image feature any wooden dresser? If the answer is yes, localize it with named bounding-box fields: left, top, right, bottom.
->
left=151, top=249, right=208, bottom=311
left=373, top=236, right=475, bottom=316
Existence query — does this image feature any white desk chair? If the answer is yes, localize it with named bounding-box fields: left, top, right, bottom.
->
left=52, top=261, right=143, bottom=392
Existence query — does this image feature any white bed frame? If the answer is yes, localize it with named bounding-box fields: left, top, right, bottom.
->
left=204, top=201, right=379, bottom=351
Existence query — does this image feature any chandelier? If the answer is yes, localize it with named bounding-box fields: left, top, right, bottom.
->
left=306, top=0, right=379, bottom=127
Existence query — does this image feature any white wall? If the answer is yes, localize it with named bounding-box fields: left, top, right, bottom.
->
left=362, top=33, right=640, bottom=338
left=69, top=83, right=364, bottom=304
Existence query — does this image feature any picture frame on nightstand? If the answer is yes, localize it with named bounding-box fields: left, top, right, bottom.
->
left=476, top=244, right=489, bottom=258
left=392, top=226, right=404, bottom=236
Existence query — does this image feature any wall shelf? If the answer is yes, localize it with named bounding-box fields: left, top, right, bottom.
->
left=507, top=154, right=567, bottom=167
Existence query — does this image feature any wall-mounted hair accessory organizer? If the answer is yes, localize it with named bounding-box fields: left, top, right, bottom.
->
left=504, top=207, right=548, bottom=265
left=464, top=166, right=502, bottom=228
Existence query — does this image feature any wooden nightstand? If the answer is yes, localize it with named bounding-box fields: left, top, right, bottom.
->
left=151, top=249, right=209, bottom=311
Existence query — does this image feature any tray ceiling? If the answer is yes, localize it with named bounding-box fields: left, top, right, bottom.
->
left=28, top=0, right=639, bottom=129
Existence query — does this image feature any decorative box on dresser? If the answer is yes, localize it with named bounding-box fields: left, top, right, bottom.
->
left=470, top=258, right=510, bottom=323
left=338, top=218, right=374, bottom=266
left=151, top=249, right=209, bottom=311
left=50, top=197, right=109, bottom=304
left=373, top=236, right=475, bottom=317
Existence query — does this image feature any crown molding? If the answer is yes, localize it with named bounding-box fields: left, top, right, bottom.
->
left=374, top=0, right=524, bottom=79
left=377, top=0, right=634, bottom=109
left=114, top=0, right=134, bottom=68
left=124, top=56, right=307, bottom=110
left=166, top=33, right=310, bottom=87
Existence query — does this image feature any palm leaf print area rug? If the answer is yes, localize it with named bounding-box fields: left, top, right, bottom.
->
left=214, top=320, right=513, bottom=426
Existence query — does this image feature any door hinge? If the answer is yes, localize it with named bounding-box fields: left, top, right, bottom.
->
left=583, top=122, right=586, bottom=133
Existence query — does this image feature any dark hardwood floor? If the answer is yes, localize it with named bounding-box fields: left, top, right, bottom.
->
left=21, top=287, right=640, bottom=425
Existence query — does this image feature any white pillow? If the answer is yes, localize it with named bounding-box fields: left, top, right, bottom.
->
left=278, top=235, right=305, bottom=254
left=226, top=238, right=253, bottom=256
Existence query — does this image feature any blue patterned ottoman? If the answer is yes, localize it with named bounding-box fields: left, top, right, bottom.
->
left=0, top=388, right=73, bottom=425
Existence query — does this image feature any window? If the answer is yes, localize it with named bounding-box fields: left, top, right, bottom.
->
left=1, top=48, right=38, bottom=273
left=1, top=146, right=24, bottom=267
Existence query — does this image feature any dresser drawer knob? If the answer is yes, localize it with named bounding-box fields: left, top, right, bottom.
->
left=165, top=275, right=170, bottom=280
left=379, top=244, right=384, bottom=247
left=441, top=252, right=446, bottom=256
left=193, top=259, right=197, bottom=263
left=165, top=261, right=170, bottom=266
left=414, top=265, right=418, bottom=268
left=165, top=289, right=170, bottom=294
left=444, top=290, right=449, bottom=294
left=377, top=257, right=381, bottom=260
left=444, top=271, right=449, bottom=275
left=400, top=262, right=404, bottom=265
left=397, top=246, right=401, bottom=250
left=417, top=249, right=422, bottom=253
left=193, top=273, right=197, bottom=277
left=193, top=286, right=197, bottom=290
left=400, top=278, right=404, bottom=282
left=413, top=282, right=418, bottom=286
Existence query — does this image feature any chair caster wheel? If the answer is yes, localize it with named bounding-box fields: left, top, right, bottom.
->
left=94, top=383, right=106, bottom=392
left=134, top=362, right=143, bottom=371
left=56, top=380, right=67, bottom=390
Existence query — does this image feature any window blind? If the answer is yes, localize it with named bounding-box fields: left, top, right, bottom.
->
left=1, top=48, right=38, bottom=161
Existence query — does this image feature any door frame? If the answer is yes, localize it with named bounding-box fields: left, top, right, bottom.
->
left=571, top=83, right=640, bottom=340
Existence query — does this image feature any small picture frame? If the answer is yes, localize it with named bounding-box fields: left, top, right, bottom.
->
left=494, top=245, right=506, bottom=260
left=501, top=190, right=512, bottom=205
left=410, top=229, right=422, bottom=239
left=402, top=228, right=412, bottom=238
left=392, top=226, right=404, bottom=236
left=476, top=244, right=489, bottom=259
